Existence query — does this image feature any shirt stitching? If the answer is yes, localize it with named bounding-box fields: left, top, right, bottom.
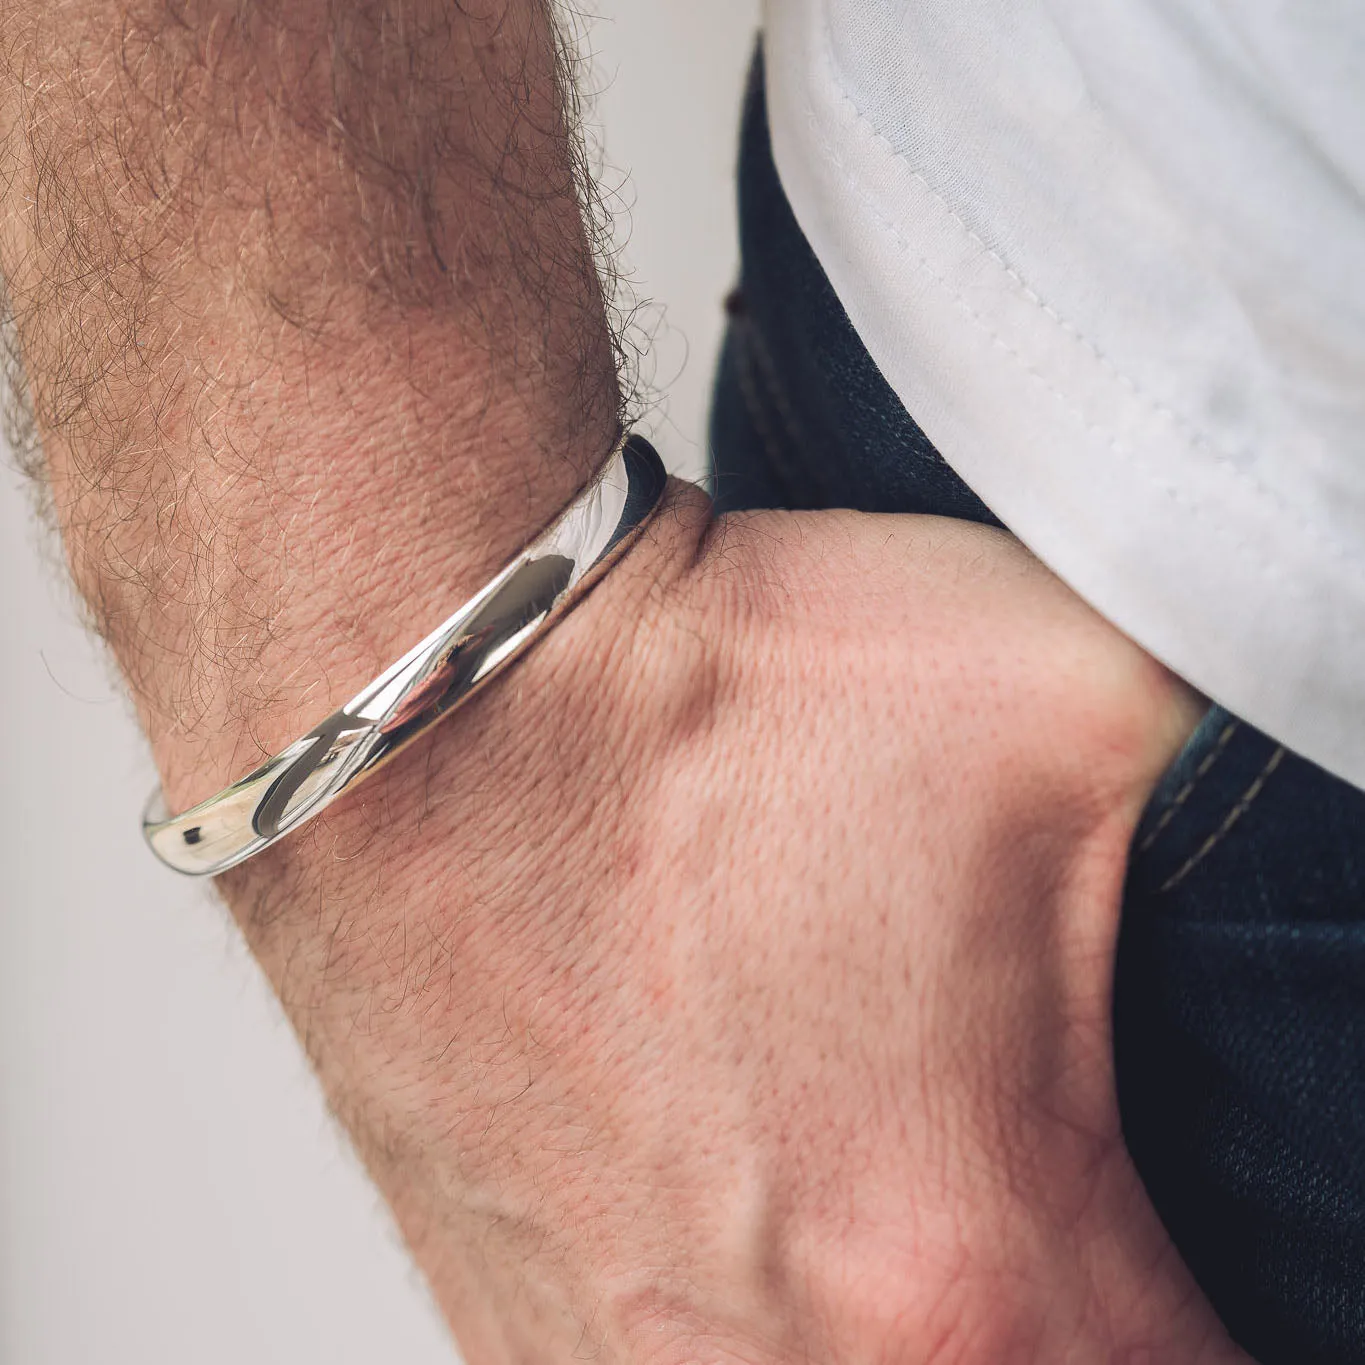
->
left=806, top=135, right=1271, bottom=587
left=810, top=14, right=1364, bottom=587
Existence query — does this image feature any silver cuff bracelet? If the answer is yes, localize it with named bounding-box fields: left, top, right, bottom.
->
left=143, top=432, right=669, bottom=877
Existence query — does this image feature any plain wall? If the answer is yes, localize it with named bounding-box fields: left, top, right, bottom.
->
left=0, top=5, right=758, bottom=1359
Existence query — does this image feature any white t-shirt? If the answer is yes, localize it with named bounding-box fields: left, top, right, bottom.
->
left=763, top=0, right=1365, bottom=789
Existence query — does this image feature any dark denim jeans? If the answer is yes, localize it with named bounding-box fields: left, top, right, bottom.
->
left=709, top=55, right=1365, bottom=1365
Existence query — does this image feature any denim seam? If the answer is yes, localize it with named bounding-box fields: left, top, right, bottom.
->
left=1138, top=720, right=1241, bottom=858
left=1158, top=744, right=1287, bottom=894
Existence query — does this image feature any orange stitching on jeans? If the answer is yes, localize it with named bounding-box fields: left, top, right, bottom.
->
left=1158, top=745, right=1286, bottom=894
left=1138, top=720, right=1240, bottom=855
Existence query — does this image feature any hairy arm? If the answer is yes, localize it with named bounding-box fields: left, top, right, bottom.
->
left=0, top=0, right=619, bottom=797
left=0, top=5, right=645, bottom=1346
left=1, top=5, right=1248, bottom=1363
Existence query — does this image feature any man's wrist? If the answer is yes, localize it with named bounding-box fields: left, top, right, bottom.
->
left=142, top=387, right=622, bottom=815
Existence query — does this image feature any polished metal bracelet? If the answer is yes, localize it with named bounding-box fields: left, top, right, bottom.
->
left=143, top=432, right=668, bottom=877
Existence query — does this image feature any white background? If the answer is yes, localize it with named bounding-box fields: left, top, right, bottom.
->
left=0, top=4, right=758, bottom=1360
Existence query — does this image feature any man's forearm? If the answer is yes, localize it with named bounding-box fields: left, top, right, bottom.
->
left=0, top=19, right=685, bottom=1350
left=0, top=0, right=620, bottom=810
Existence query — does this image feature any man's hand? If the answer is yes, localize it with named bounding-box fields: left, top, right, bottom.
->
left=0, top=3, right=1249, bottom=1360
left=212, top=489, right=1237, bottom=1364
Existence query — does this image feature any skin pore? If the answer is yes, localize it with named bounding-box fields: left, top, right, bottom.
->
left=1, top=3, right=1248, bottom=1362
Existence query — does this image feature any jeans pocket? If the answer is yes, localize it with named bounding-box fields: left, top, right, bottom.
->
left=1119, top=711, right=1365, bottom=1364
